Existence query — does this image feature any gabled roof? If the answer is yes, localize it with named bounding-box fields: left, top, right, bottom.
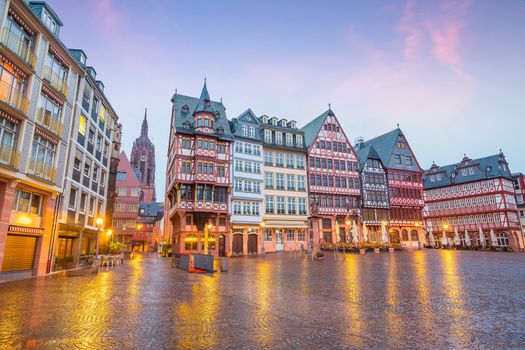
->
left=356, top=144, right=383, bottom=170
left=229, top=109, right=263, bottom=141
left=424, top=152, right=512, bottom=189
left=359, top=128, right=422, bottom=172
left=171, top=86, right=233, bottom=141
left=117, top=151, right=141, bottom=187
left=301, top=109, right=334, bottom=148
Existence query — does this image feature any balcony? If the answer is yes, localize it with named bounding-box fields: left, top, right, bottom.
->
left=0, top=80, right=30, bottom=115
left=35, top=108, right=63, bottom=137
left=43, top=66, right=68, bottom=96
left=1, top=27, right=36, bottom=69
left=0, top=143, right=20, bottom=168
left=27, top=159, right=56, bottom=182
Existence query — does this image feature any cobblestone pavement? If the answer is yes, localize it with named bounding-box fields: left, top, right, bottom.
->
left=1, top=250, right=525, bottom=349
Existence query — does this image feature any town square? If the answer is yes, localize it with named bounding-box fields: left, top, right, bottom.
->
left=0, top=0, right=524, bottom=349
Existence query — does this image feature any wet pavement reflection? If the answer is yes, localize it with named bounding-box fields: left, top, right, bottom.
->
left=0, top=250, right=524, bottom=349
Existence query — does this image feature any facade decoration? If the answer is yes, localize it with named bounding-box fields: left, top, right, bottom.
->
left=112, top=152, right=141, bottom=250
left=355, top=142, right=390, bottom=242
left=424, top=152, right=524, bottom=251
left=260, top=115, right=308, bottom=252
left=229, top=109, right=264, bottom=255
left=165, top=83, right=233, bottom=256
left=357, top=128, right=425, bottom=247
left=302, top=108, right=360, bottom=245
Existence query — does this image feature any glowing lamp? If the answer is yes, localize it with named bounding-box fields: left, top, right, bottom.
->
left=207, top=223, right=213, bottom=230
left=260, top=222, right=266, bottom=228
left=96, top=217, right=104, bottom=227
left=345, top=220, right=351, bottom=226
left=16, top=213, right=33, bottom=226
left=443, top=224, right=449, bottom=230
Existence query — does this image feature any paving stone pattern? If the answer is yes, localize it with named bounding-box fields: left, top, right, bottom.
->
left=0, top=250, right=525, bottom=349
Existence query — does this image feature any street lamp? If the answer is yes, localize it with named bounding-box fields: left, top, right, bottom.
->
left=204, top=221, right=213, bottom=255
left=95, top=217, right=104, bottom=255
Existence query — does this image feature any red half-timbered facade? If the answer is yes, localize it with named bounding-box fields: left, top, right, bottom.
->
left=358, top=128, right=425, bottom=247
left=165, top=83, right=233, bottom=256
left=302, top=109, right=360, bottom=244
left=424, top=153, right=524, bottom=251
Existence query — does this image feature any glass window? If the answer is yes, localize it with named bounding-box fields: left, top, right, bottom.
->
left=13, top=190, right=42, bottom=215
left=68, top=187, right=77, bottom=209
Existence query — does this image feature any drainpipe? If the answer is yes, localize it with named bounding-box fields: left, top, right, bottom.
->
left=47, top=194, right=62, bottom=274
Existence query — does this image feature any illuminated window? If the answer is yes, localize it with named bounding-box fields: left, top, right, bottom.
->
left=184, top=235, right=197, bottom=250
left=78, top=114, right=87, bottom=136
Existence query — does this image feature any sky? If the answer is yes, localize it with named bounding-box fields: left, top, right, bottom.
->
left=48, top=0, right=525, bottom=198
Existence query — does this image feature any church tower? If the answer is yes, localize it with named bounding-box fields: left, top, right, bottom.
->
left=130, top=108, right=156, bottom=202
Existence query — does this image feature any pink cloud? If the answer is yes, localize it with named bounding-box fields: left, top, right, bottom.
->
left=397, top=0, right=423, bottom=60
left=427, top=0, right=471, bottom=76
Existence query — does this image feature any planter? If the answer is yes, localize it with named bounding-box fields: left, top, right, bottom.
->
left=388, top=247, right=395, bottom=253
left=359, top=248, right=365, bottom=255
left=374, top=248, right=380, bottom=253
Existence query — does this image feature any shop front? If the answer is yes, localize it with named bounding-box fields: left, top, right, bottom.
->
left=1, top=225, right=43, bottom=278
left=262, top=221, right=308, bottom=253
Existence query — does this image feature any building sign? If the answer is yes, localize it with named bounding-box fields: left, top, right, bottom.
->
left=8, top=225, right=44, bottom=236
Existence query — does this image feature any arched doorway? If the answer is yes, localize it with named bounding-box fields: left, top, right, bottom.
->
left=389, top=229, right=400, bottom=243
left=232, top=234, right=243, bottom=255
left=248, top=234, right=258, bottom=254
left=218, top=235, right=226, bottom=257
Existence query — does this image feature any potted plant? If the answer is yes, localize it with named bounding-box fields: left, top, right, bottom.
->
left=161, top=242, right=172, bottom=257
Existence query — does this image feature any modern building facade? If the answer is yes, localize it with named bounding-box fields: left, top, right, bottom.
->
left=260, top=115, right=308, bottom=252
left=55, top=48, right=119, bottom=270
left=165, top=83, right=233, bottom=256
left=130, top=109, right=156, bottom=202
left=424, top=153, right=524, bottom=251
left=512, top=173, right=525, bottom=234
left=302, top=108, right=361, bottom=244
left=229, top=109, right=263, bottom=255
left=355, top=142, right=390, bottom=242
left=358, top=128, right=425, bottom=247
left=112, top=151, right=140, bottom=251
left=0, top=0, right=84, bottom=278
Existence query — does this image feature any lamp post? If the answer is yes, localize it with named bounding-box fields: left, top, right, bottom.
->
left=260, top=221, right=266, bottom=255
left=415, top=222, right=421, bottom=249
left=443, top=224, right=449, bottom=249
left=107, top=229, right=113, bottom=243
left=95, top=217, right=104, bottom=256
left=204, top=221, right=213, bottom=255
left=137, top=223, right=143, bottom=252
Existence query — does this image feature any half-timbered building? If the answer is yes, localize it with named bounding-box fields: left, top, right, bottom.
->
left=165, top=83, right=233, bottom=256
left=302, top=108, right=361, bottom=244
left=424, top=152, right=524, bottom=251
left=355, top=142, right=390, bottom=242
left=359, top=128, right=424, bottom=247
left=229, top=109, right=263, bottom=255
left=261, top=115, right=308, bottom=252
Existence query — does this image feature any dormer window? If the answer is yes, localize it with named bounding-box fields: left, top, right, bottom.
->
left=215, top=111, right=220, bottom=118
left=249, top=127, right=255, bottom=138
left=182, top=121, right=191, bottom=129
left=42, top=9, right=59, bottom=35
left=261, top=116, right=268, bottom=124
left=242, top=125, right=248, bottom=137
left=217, top=126, right=224, bottom=134
left=182, top=105, right=189, bottom=113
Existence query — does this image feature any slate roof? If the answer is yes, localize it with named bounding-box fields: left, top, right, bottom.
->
left=229, top=109, right=263, bottom=142
left=359, top=128, right=421, bottom=172
left=139, top=202, right=164, bottom=217
left=172, top=85, right=233, bottom=141
left=423, top=152, right=512, bottom=190
left=356, top=144, right=382, bottom=171
left=194, top=82, right=215, bottom=114
left=301, top=109, right=334, bottom=148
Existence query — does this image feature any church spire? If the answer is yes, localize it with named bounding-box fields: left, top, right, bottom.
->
left=141, top=108, right=148, bottom=137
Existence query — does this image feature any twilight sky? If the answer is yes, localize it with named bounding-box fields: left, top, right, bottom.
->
left=48, top=0, right=525, bottom=198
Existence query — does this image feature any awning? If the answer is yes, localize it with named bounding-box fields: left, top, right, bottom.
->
left=8, top=225, right=44, bottom=236
left=263, top=221, right=308, bottom=229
